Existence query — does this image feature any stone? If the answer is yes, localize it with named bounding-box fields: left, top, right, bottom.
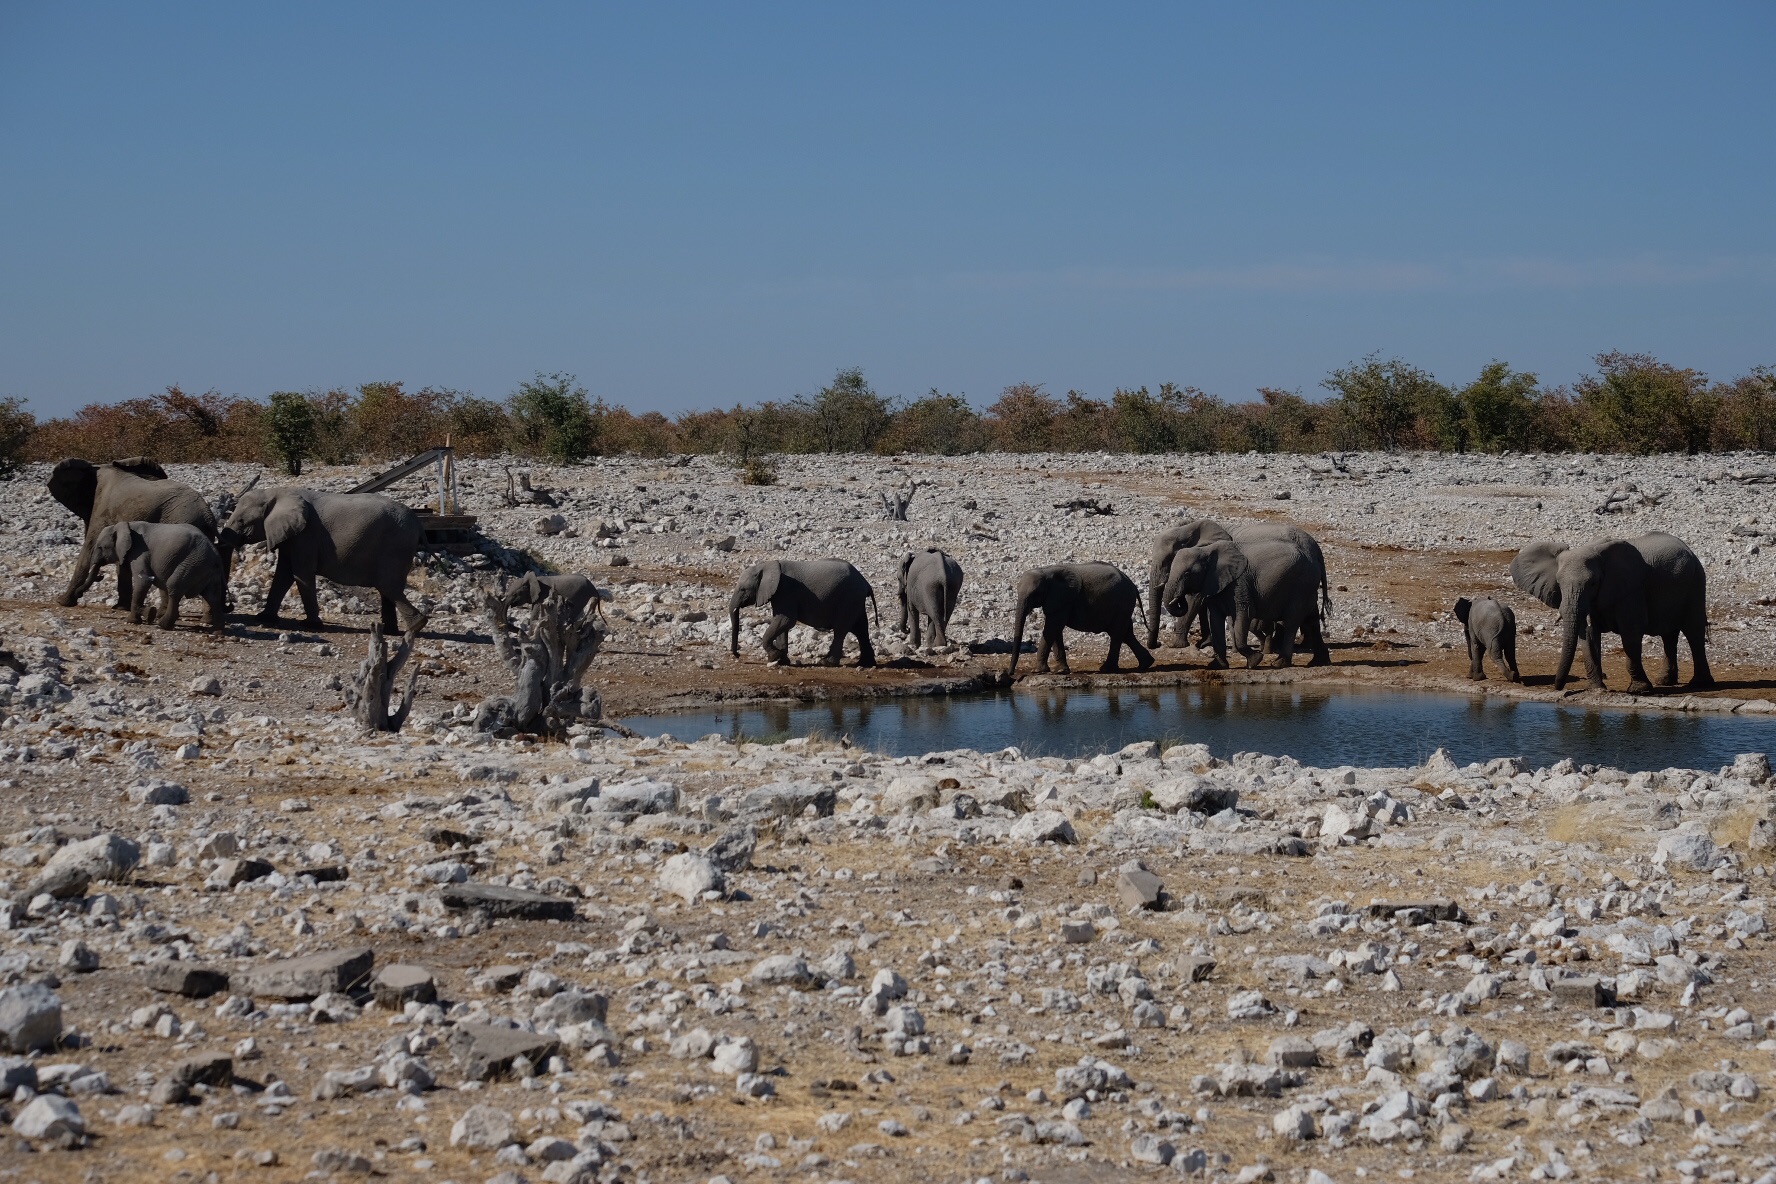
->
left=128, top=779, right=189, bottom=805
left=1149, top=776, right=1239, bottom=815
left=0, top=982, right=62, bottom=1052
left=447, top=1023, right=561, bottom=1081
left=1550, top=974, right=1615, bottom=1008
left=168, top=1054, right=233, bottom=1089
left=1177, top=954, right=1218, bottom=982
left=189, top=675, right=222, bottom=696
left=1366, top=898, right=1464, bottom=923
left=533, top=989, right=607, bottom=1028
left=372, top=964, right=437, bottom=1007
left=584, top=779, right=679, bottom=819
left=1226, top=990, right=1275, bottom=1020
left=1059, top=920, right=1096, bottom=944
left=198, top=832, right=241, bottom=858
left=31, top=832, right=139, bottom=899
left=11, top=1094, right=83, bottom=1142
left=142, top=961, right=230, bottom=998
left=439, top=883, right=576, bottom=921
left=206, top=858, right=274, bottom=889
left=1268, top=1035, right=1319, bottom=1069
left=1129, top=1133, right=1175, bottom=1165
left=57, top=939, right=98, bottom=972
left=883, top=777, right=941, bottom=815
left=1273, top=1104, right=1317, bottom=1140
left=450, top=1103, right=516, bottom=1149
left=658, top=851, right=724, bottom=903
left=1654, top=831, right=1719, bottom=872
left=749, top=955, right=816, bottom=988
left=237, top=947, right=374, bottom=1000
left=711, top=1036, right=759, bottom=1074
left=733, top=781, right=836, bottom=822
left=1010, top=810, right=1077, bottom=844
left=703, top=824, right=757, bottom=873
left=1116, top=867, right=1165, bottom=911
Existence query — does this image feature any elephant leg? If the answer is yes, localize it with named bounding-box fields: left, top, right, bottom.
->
left=1619, top=631, right=1653, bottom=695
left=1044, top=625, right=1070, bottom=675
left=1657, top=633, right=1680, bottom=687
left=819, top=626, right=846, bottom=666
left=931, top=606, right=948, bottom=649
left=1246, top=625, right=1271, bottom=670
left=1101, top=632, right=1123, bottom=673
left=113, top=556, right=134, bottom=611
left=1273, top=622, right=1296, bottom=667
left=1302, top=613, right=1331, bottom=667
left=1127, top=632, right=1153, bottom=671
left=855, top=619, right=876, bottom=668
left=910, top=610, right=923, bottom=651
left=1205, top=609, right=1230, bottom=670
left=1503, top=639, right=1522, bottom=683
left=1467, top=633, right=1486, bottom=680
left=128, top=578, right=150, bottom=625
left=294, top=573, right=323, bottom=628
left=381, top=593, right=401, bottom=634
left=204, top=587, right=227, bottom=631
left=259, top=551, right=296, bottom=622
left=760, top=614, right=794, bottom=664
left=158, top=592, right=183, bottom=630
left=1684, top=618, right=1715, bottom=689
left=56, top=538, right=101, bottom=608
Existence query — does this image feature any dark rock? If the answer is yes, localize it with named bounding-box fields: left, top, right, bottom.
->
left=169, top=1054, right=233, bottom=1089
left=704, top=825, right=758, bottom=874
left=237, top=947, right=374, bottom=1000
left=373, top=964, right=437, bottom=1007
left=1366, top=898, right=1466, bottom=924
left=142, top=962, right=230, bottom=998
left=439, top=884, right=575, bottom=921
left=295, top=866, right=347, bottom=883
left=422, top=825, right=475, bottom=850
left=210, top=858, right=275, bottom=888
left=447, top=1022, right=561, bottom=1081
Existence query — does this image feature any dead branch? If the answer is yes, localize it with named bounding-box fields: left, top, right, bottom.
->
left=344, top=612, right=428, bottom=732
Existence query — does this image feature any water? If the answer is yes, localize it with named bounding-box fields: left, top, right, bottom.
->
left=628, top=684, right=1774, bottom=772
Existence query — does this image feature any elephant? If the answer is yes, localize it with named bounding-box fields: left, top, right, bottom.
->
left=1009, top=562, right=1152, bottom=677
left=49, top=457, right=216, bottom=610
left=1511, top=531, right=1713, bottom=693
left=897, top=548, right=964, bottom=650
left=88, top=521, right=227, bottom=630
left=728, top=559, right=879, bottom=667
left=217, top=487, right=423, bottom=632
left=1146, top=518, right=1330, bottom=655
left=501, top=572, right=599, bottom=622
left=1454, top=595, right=1520, bottom=682
left=1162, top=539, right=1323, bottom=669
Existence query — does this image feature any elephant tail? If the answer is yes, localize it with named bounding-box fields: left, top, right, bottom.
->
left=1319, top=570, right=1333, bottom=618
left=869, top=591, right=880, bottom=630
left=1132, top=590, right=1150, bottom=637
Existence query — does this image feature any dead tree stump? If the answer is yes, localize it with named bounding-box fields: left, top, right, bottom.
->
left=345, top=613, right=427, bottom=732
left=474, top=590, right=604, bottom=736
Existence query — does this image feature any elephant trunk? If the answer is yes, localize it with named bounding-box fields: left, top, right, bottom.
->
left=728, top=587, right=749, bottom=656
left=1555, top=589, right=1587, bottom=689
left=1009, top=590, right=1034, bottom=679
left=1145, top=566, right=1165, bottom=648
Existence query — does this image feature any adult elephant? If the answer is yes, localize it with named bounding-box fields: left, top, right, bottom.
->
left=729, top=559, right=878, bottom=667
left=49, top=457, right=215, bottom=610
left=1010, top=562, right=1152, bottom=677
left=1163, top=539, right=1324, bottom=669
left=1145, top=518, right=1331, bottom=656
left=218, top=487, right=423, bottom=631
left=897, top=548, right=964, bottom=650
left=1511, top=531, right=1713, bottom=693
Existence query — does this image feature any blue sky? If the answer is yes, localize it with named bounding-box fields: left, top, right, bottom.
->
left=2, top=3, right=1772, bottom=416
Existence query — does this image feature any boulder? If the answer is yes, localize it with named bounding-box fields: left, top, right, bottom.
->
left=31, top=832, right=139, bottom=899
left=142, top=961, right=229, bottom=998
left=1010, top=810, right=1077, bottom=844
left=11, top=1094, right=82, bottom=1142
left=448, top=1023, right=560, bottom=1081
left=237, top=948, right=374, bottom=1000
left=658, top=852, right=723, bottom=903
left=439, top=884, right=575, bottom=921
left=703, top=824, right=757, bottom=873
left=0, top=983, right=62, bottom=1053
left=450, top=1103, right=516, bottom=1149
left=373, top=964, right=437, bottom=1007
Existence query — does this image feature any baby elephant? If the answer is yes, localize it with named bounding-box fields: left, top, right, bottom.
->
left=501, top=572, right=599, bottom=622
left=90, top=521, right=227, bottom=630
left=1454, top=596, right=1520, bottom=682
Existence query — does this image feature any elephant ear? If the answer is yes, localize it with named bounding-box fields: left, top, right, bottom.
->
left=47, top=459, right=98, bottom=522
left=1454, top=597, right=1472, bottom=624
left=755, top=561, right=782, bottom=605
left=898, top=552, right=915, bottom=589
left=264, top=493, right=313, bottom=550
left=111, top=457, right=167, bottom=480
left=1203, top=542, right=1251, bottom=599
left=1511, top=543, right=1567, bottom=609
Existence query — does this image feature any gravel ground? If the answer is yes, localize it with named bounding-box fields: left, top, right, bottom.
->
left=0, top=451, right=1773, bottom=1184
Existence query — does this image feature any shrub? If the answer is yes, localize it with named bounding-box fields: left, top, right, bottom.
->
left=1457, top=362, right=1540, bottom=453
left=353, top=382, right=453, bottom=459
left=792, top=367, right=892, bottom=453
left=738, top=456, right=779, bottom=485
left=1322, top=354, right=1458, bottom=451
left=445, top=396, right=511, bottom=456
left=1709, top=368, right=1776, bottom=451
left=265, top=391, right=318, bottom=476
left=0, top=398, right=35, bottom=477
left=878, top=392, right=988, bottom=455
left=508, top=372, right=597, bottom=462
left=984, top=383, right=1061, bottom=452
left=1571, top=351, right=1712, bottom=454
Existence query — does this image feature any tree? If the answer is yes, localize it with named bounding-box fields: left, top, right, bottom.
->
left=508, top=372, right=597, bottom=462
left=1322, top=354, right=1457, bottom=450
left=878, top=392, right=989, bottom=455
left=984, top=383, right=1060, bottom=452
left=1573, top=351, right=1711, bottom=454
left=1709, top=367, right=1776, bottom=452
left=793, top=367, right=892, bottom=453
left=0, top=398, right=34, bottom=477
left=1456, top=362, right=1539, bottom=453
left=265, top=391, right=317, bottom=476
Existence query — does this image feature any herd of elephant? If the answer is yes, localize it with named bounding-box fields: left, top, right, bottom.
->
left=47, top=457, right=1717, bottom=697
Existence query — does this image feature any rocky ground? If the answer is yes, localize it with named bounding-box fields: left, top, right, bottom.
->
left=0, top=450, right=1774, bottom=1184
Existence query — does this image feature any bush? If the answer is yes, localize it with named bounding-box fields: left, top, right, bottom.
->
left=738, top=456, right=779, bottom=485
left=984, top=383, right=1061, bottom=452
left=508, top=372, right=597, bottom=462
left=445, top=396, right=512, bottom=456
left=1571, top=352, right=1713, bottom=454
left=353, top=382, right=453, bottom=459
left=792, top=367, right=892, bottom=453
left=1709, top=368, right=1776, bottom=451
left=0, top=398, right=36, bottom=477
left=265, top=391, right=318, bottom=476
left=878, top=392, right=988, bottom=455
left=1457, top=362, right=1540, bottom=453
left=1322, top=354, right=1458, bottom=451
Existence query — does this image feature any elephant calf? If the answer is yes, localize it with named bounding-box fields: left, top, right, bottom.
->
left=49, top=457, right=216, bottom=611
left=502, top=572, right=599, bottom=622
left=1454, top=596, right=1520, bottom=682
left=729, top=559, right=878, bottom=667
left=1010, top=562, right=1152, bottom=676
left=89, top=521, right=227, bottom=631
left=897, top=548, right=963, bottom=650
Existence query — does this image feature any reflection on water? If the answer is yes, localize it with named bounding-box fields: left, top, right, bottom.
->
left=628, top=685, right=1773, bottom=772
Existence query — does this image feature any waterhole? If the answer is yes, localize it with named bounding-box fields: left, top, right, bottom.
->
left=629, top=685, right=1772, bottom=772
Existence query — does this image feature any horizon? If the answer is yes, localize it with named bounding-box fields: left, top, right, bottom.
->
left=3, top=4, right=1773, bottom=415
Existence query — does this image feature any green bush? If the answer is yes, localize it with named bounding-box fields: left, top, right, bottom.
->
left=1457, top=362, right=1540, bottom=453
left=792, top=367, right=892, bottom=453
left=1322, top=354, right=1459, bottom=451
left=265, top=391, right=317, bottom=476
left=878, top=391, right=988, bottom=455
left=1572, top=351, right=1713, bottom=454
left=508, top=372, right=597, bottom=462
left=0, top=398, right=36, bottom=477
